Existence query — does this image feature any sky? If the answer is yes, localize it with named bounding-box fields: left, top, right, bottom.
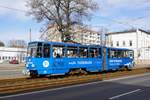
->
left=0, top=0, right=150, bottom=45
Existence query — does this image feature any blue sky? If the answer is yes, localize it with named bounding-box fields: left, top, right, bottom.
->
left=0, top=0, right=150, bottom=45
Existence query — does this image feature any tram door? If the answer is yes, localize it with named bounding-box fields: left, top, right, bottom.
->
left=52, top=45, right=66, bottom=74
left=42, top=43, right=51, bottom=66
left=102, top=47, right=107, bottom=71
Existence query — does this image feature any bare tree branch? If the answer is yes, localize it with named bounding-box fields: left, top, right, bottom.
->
left=27, top=0, right=99, bottom=42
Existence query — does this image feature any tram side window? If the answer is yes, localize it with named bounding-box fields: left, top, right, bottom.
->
left=53, top=45, right=65, bottom=58
left=79, top=47, right=88, bottom=58
left=67, top=46, right=78, bottom=58
left=117, top=50, right=130, bottom=58
left=123, top=51, right=129, bottom=58
left=129, top=50, right=134, bottom=58
left=109, top=49, right=129, bottom=58
left=109, top=49, right=120, bottom=58
left=117, top=50, right=124, bottom=58
left=89, top=48, right=98, bottom=58
left=43, top=44, right=50, bottom=58
left=109, top=49, right=114, bottom=58
left=99, top=48, right=102, bottom=58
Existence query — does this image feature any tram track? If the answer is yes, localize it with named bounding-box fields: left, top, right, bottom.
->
left=0, top=67, right=150, bottom=96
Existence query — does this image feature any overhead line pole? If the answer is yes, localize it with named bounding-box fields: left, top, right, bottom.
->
left=29, top=28, right=32, bottom=42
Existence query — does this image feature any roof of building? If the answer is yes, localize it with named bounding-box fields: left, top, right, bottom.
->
left=106, top=29, right=150, bottom=35
left=0, top=47, right=26, bottom=52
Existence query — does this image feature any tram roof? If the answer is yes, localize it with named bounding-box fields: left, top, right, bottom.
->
left=29, top=41, right=133, bottom=51
left=107, top=47, right=133, bottom=51
left=29, top=41, right=103, bottom=48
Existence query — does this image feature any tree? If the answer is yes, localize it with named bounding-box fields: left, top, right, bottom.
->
left=0, top=41, right=5, bottom=47
left=27, top=0, right=98, bottom=42
left=8, top=40, right=27, bottom=48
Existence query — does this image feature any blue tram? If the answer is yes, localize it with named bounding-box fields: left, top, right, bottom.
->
left=24, top=41, right=134, bottom=77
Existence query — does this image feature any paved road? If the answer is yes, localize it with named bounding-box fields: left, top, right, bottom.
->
left=0, top=64, right=26, bottom=79
left=0, top=73, right=150, bottom=100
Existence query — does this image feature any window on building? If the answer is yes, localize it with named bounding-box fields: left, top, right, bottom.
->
left=116, top=41, right=119, bottom=46
left=84, top=35, right=88, bottom=37
left=111, top=41, right=113, bottom=47
left=129, top=40, right=132, bottom=46
left=123, top=41, right=125, bottom=46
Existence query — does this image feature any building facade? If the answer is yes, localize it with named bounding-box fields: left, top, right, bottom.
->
left=73, top=30, right=101, bottom=45
left=40, top=25, right=101, bottom=45
left=0, top=47, right=27, bottom=63
left=106, top=29, right=150, bottom=64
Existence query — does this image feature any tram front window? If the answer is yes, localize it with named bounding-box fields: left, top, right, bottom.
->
left=28, top=43, right=50, bottom=58
left=27, top=43, right=37, bottom=57
left=27, top=43, right=45, bottom=58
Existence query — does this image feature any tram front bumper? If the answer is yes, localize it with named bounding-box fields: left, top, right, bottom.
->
left=22, top=69, right=30, bottom=75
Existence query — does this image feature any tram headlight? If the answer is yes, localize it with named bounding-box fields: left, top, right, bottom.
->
left=32, top=64, right=35, bottom=67
left=26, top=64, right=29, bottom=68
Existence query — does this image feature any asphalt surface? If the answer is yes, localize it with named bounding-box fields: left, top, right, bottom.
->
left=0, top=73, right=150, bottom=100
left=0, top=64, right=25, bottom=79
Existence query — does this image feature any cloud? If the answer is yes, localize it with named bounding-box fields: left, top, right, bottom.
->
left=0, top=0, right=30, bottom=20
left=99, top=0, right=150, bottom=16
left=0, top=0, right=43, bottom=44
left=0, top=30, right=41, bottom=45
left=107, top=0, right=150, bottom=9
left=94, top=0, right=150, bottom=31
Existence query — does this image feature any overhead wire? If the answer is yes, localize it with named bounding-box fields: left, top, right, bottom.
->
left=0, top=5, right=27, bottom=13
left=0, top=4, right=149, bottom=32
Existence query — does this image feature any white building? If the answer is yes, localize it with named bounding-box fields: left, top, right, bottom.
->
left=106, top=29, right=150, bottom=64
left=0, top=47, right=27, bottom=63
left=40, top=25, right=101, bottom=45
left=73, top=30, right=101, bottom=45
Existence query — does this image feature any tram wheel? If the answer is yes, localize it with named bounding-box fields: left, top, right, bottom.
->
left=69, top=68, right=88, bottom=75
left=30, top=71, right=38, bottom=78
left=126, top=66, right=132, bottom=71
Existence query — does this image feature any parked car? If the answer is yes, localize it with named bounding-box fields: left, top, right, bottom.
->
left=9, top=60, right=19, bottom=64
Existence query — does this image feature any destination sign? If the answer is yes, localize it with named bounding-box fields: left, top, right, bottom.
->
left=69, top=61, right=92, bottom=65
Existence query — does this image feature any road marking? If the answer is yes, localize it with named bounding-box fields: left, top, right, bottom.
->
left=108, top=89, right=141, bottom=100
left=0, top=73, right=150, bottom=99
